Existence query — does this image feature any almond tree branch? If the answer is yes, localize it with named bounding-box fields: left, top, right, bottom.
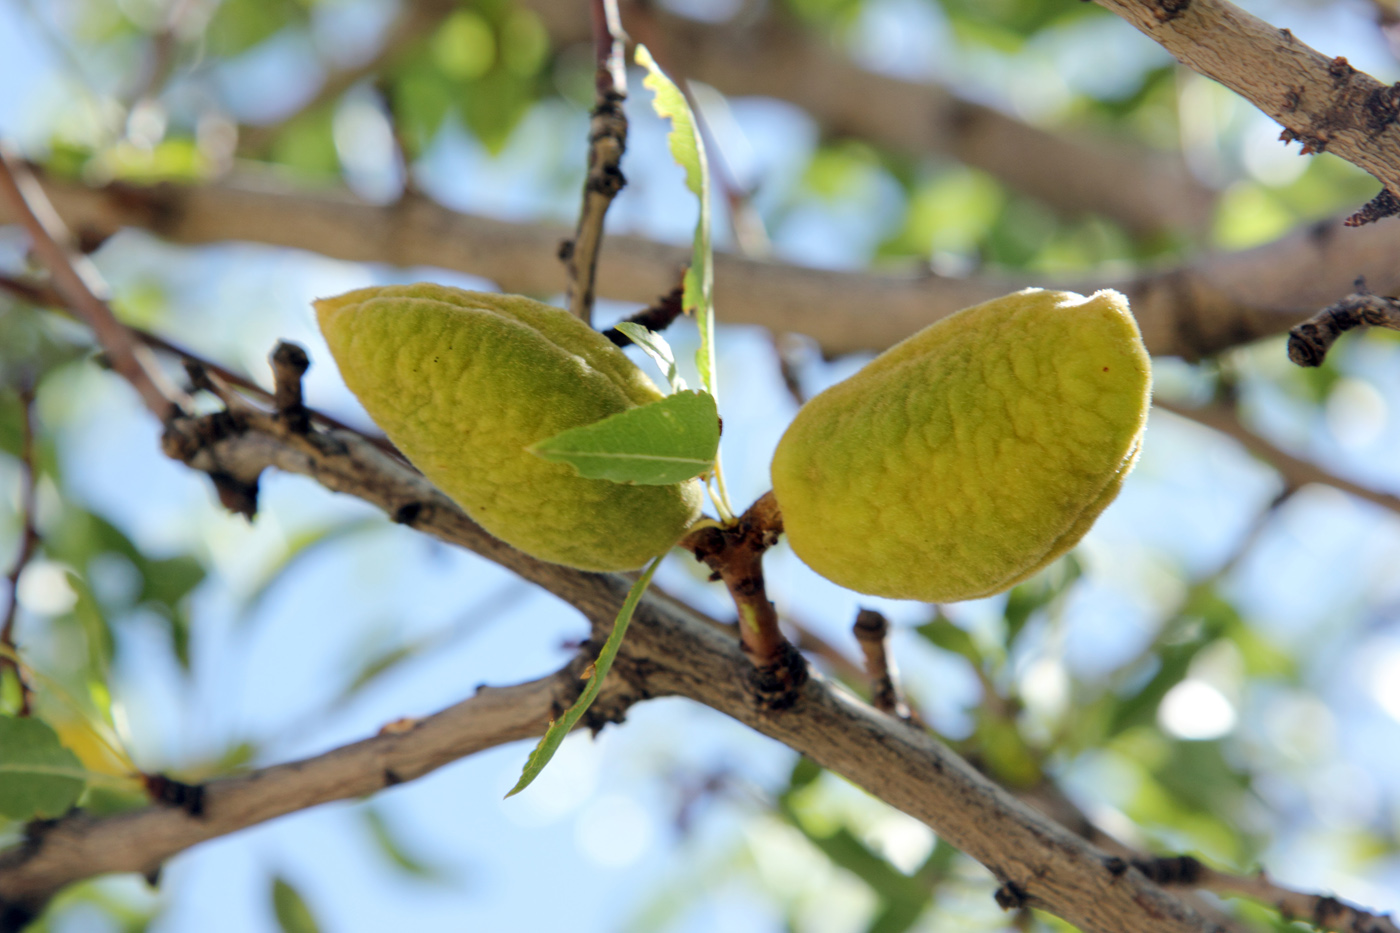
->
left=1093, top=0, right=1400, bottom=224
left=0, top=664, right=615, bottom=924
left=0, top=388, right=1231, bottom=933
left=518, top=0, right=1217, bottom=237
left=563, top=0, right=629, bottom=324
left=1130, top=856, right=1400, bottom=933
left=1155, top=398, right=1400, bottom=517
left=10, top=172, right=1400, bottom=360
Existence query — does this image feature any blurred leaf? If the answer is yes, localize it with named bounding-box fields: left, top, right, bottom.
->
left=362, top=807, right=441, bottom=879
left=433, top=11, right=495, bottom=80
left=389, top=57, right=455, bottom=157
left=271, top=877, right=320, bottom=933
left=270, top=106, right=340, bottom=180
left=456, top=68, right=536, bottom=154
left=0, top=715, right=87, bottom=820
left=1003, top=554, right=1082, bottom=647
left=973, top=714, right=1041, bottom=788
left=914, top=615, right=981, bottom=668
left=240, top=518, right=380, bottom=626
left=530, top=390, right=719, bottom=485
left=500, top=8, right=548, bottom=77
left=208, top=0, right=306, bottom=56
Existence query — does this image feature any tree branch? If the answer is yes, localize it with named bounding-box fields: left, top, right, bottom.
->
left=562, top=0, right=629, bottom=324
left=1094, top=0, right=1400, bottom=224
left=0, top=394, right=1231, bottom=932
left=518, top=0, right=1217, bottom=237
left=0, top=664, right=616, bottom=920
left=1156, top=399, right=1400, bottom=518
left=11, top=171, right=1400, bottom=360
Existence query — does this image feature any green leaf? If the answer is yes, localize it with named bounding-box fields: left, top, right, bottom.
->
left=0, top=715, right=87, bottom=820
left=529, top=391, right=718, bottom=486
left=914, top=615, right=981, bottom=667
left=362, top=806, right=441, bottom=879
left=635, top=46, right=716, bottom=400
left=271, top=877, right=321, bottom=933
left=616, top=322, right=687, bottom=393
left=506, top=557, right=662, bottom=797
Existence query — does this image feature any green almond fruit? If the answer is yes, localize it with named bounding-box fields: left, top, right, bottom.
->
left=316, top=284, right=704, bottom=571
left=770, top=288, right=1151, bottom=603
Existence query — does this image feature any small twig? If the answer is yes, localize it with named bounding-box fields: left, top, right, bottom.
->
left=601, top=283, right=684, bottom=347
left=851, top=609, right=912, bottom=721
left=1287, top=289, right=1400, bottom=367
left=1155, top=399, right=1400, bottom=519
left=564, top=0, right=629, bottom=324
left=684, top=492, right=807, bottom=709
left=1131, top=855, right=1400, bottom=933
left=0, top=274, right=407, bottom=464
left=268, top=341, right=311, bottom=435
left=0, top=144, right=179, bottom=420
left=1, top=383, right=40, bottom=716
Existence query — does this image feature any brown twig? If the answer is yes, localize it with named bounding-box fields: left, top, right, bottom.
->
left=1, top=383, right=39, bottom=716
left=268, top=341, right=311, bottom=435
left=563, top=0, right=629, bottom=324
left=0, top=273, right=407, bottom=464
left=684, top=492, right=807, bottom=709
left=0, top=145, right=178, bottom=420
left=1286, top=287, right=1400, bottom=367
left=851, top=609, right=913, bottom=721
left=601, top=282, right=684, bottom=347
left=1128, top=855, right=1400, bottom=933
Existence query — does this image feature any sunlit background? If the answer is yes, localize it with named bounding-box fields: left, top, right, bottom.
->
left=3, top=0, right=1400, bottom=930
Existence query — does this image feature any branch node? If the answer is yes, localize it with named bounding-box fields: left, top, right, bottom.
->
left=1287, top=293, right=1400, bottom=366
left=995, top=880, right=1030, bottom=910
left=852, top=608, right=912, bottom=720
left=269, top=341, right=312, bottom=434
left=141, top=774, right=206, bottom=818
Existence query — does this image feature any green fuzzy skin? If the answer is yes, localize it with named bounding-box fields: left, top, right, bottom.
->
left=771, top=288, right=1151, bottom=603
left=316, top=284, right=704, bottom=571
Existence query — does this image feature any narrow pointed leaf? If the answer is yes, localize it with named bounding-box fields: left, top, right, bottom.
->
left=0, top=715, right=87, bottom=819
left=506, top=557, right=662, bottom=797
left=635, top=45, right=716, bottom=401
left=616, top=321, right=687, bottom=393
left=529, top=390, right=718, bottom=485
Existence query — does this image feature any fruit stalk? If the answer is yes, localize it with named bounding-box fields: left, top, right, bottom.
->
left=686, top=493, right=808, bottom=708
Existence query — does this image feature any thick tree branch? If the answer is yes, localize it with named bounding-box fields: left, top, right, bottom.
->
left=0, top=664, right=620, bottom=921
left=1094, top=0, right=1400, bottom=223
left=9, top=172, right=1400, bottom=360
left=0, top=397, right=1234, bottom=933
left=518, top=0, right=1216, bottom=236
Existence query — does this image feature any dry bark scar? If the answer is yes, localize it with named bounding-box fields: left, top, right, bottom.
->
left=1155, top=0, right=1191, bottom=21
